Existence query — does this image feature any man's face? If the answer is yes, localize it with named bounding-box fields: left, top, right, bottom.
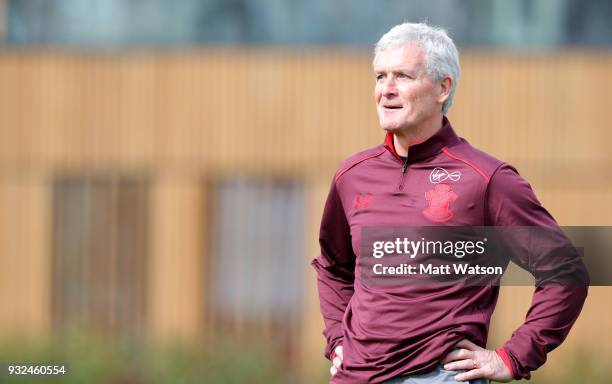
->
left=374, top=43, right=446, bottom=133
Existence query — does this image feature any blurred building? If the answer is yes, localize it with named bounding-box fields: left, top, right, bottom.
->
left=0, top=1, right=611, bottom=383
left=4, top=0, right=612, bottom=48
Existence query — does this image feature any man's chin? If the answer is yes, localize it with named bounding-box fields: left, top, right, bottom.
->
left=381, top=124, right=404, bottom=134
left=379, top=118, right=409, bottom=133
left=380, top=120, right=422, bottom=134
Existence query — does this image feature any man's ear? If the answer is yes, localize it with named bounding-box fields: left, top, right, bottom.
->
left=438, top=76, right=453, bottom=104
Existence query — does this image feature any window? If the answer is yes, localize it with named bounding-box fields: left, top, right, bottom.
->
left=207, top=177, right=304, bottom=357
left=52, top=175, right=148, bottom=337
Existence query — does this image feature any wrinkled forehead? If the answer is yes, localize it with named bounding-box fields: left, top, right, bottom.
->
left=372, top=42, right=427, bottom=71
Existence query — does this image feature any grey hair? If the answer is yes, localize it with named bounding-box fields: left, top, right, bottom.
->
left=374, top=22, right=460, bottom=115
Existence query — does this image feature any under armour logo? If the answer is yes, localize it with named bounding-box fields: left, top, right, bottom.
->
left=429, top=167, right=461, bottom=184
left=354, top=194, right=372, bottom=210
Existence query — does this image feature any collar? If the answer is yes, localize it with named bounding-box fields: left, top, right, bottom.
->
left=384, top=116, right=460, bottom=163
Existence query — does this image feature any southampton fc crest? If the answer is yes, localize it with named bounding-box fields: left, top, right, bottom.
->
left=422, top=183, right=458, bottom=222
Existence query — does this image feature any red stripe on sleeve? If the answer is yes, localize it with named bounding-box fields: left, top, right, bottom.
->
left=496, top=347, right=515, bottom=379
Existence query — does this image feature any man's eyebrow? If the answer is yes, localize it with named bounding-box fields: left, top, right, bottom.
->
left=374, top=68, right=419, bottom=75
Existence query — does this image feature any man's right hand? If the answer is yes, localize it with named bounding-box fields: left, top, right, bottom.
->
left=330, top=345, right=343, bottom=376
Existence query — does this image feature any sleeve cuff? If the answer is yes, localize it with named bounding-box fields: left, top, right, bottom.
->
left=325, top=337, right=343, bottom=360
left=496, top=347, right=516, bottom=379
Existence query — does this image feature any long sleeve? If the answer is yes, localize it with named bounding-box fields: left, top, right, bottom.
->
left=311, top=178, right=356, bottom=360
left=486, top=164, right=589, bottom=379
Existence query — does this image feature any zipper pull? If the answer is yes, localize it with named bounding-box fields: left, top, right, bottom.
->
left=401, top=157, right=409, bottom=173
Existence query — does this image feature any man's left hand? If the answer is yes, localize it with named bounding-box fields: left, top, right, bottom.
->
left=442, top=339, right=512, bottom=382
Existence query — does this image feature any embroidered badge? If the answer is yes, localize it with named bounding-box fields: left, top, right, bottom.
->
left=422, top=184, right=458, bottom=222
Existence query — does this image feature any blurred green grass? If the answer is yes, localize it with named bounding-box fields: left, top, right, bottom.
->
left=1, top=331, right=610, bottom=383
left=0, top=330, right=294, bottom=384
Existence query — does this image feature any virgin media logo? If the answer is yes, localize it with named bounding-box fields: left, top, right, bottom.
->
left=429, top=167, right=461, bottom=184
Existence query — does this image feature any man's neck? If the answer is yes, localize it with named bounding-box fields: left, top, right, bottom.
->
left=392, top=116, right=444, bottom=157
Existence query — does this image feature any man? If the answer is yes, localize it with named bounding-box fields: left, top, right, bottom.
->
left=312, top=22, right=588, bottom=383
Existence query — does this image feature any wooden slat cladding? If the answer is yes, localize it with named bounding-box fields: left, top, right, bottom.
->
left=0, top=175, right=50, bottom=335
left=0, top=51, right=610, bottom=175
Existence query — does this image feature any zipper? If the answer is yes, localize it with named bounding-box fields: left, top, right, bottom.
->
left=397, top=156, right=409, bottom=191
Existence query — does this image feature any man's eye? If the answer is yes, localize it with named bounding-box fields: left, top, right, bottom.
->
left=376, top=74, right=385, bottom=81
left=398, top=73, right=411, bottom=79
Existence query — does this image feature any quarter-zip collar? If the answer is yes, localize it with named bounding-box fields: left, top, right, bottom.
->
left=384, top=116, right=460, bottom=163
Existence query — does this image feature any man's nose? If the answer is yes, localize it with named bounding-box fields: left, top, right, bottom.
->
left=381, top=76, right=398, bottom=97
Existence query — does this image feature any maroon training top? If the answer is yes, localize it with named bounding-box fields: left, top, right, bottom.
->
left=312, top=117, right=588, bottom=383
